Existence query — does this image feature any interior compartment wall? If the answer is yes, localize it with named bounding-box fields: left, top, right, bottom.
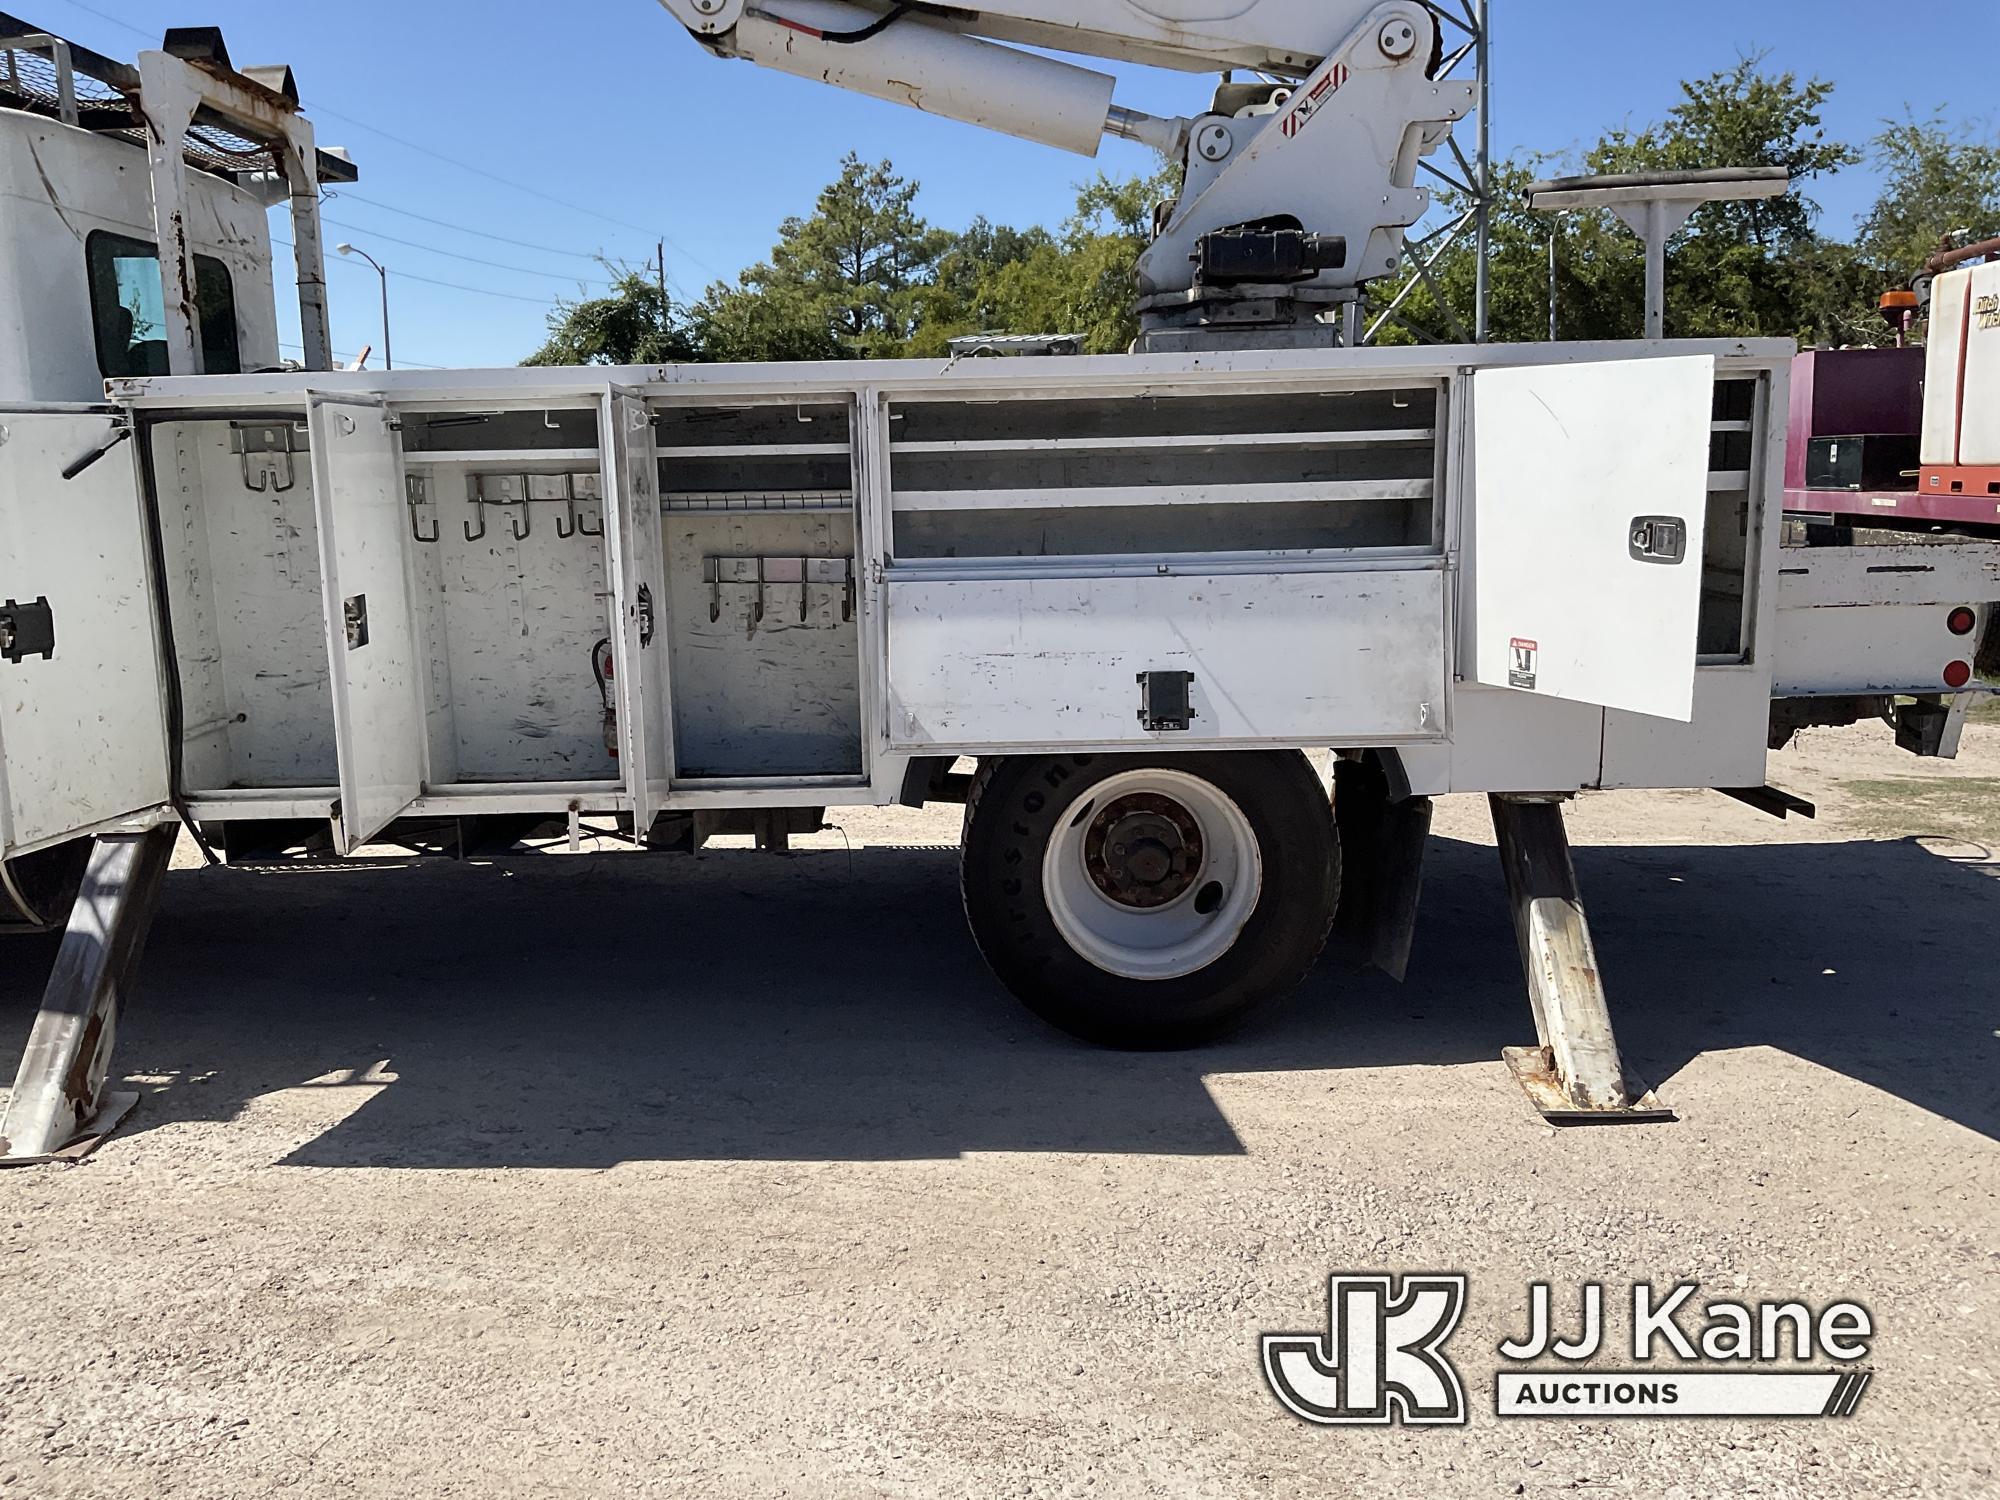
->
left=664, top=510, right=862, bottom=778
left=429, top=468, right=618, bottom=783
left=156, top=418, right=339, bottom=791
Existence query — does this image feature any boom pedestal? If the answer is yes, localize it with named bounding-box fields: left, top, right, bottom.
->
left=0, top=828, right=175, bottom=1164
left=1489, top=795, right=1673, bottom=1124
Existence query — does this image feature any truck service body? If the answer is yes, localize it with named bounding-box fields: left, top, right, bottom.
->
left=0, top=5, right=1995, bottom=1158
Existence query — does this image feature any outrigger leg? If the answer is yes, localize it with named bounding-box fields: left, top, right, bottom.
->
left=1489, top=795, right=1673, bottom=1124
left=0, top=827, right=176, bottom=1164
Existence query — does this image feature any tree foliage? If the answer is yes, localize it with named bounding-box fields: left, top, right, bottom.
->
left=1856, top=114, right=2000, bottom=287
left=523, top=267, right=697, bottom=366
left=1392, top=59, right=1873, bottom=347
left=523, top=68, right=2000, bottom=367
left=695, top=153, right=955, bottom=361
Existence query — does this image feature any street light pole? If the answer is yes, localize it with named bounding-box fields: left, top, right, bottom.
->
left=335, top=242, right=392, bottom=370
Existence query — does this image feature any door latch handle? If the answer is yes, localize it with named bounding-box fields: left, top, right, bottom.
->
left=0, top=596, right=55, bottom=663
left=1629, top=516, right=1688, bottom=565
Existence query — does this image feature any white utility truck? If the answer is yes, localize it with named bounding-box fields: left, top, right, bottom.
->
left=1, top=4, right=1996, bottom=1160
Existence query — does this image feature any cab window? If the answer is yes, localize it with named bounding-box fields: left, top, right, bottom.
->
left=87, top=230, right=242, bottom=377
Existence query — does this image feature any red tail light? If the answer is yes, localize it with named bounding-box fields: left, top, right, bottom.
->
left=1944, top=660, right=1974, bottom=690
left=1947, top=607, right=1978, bottom=637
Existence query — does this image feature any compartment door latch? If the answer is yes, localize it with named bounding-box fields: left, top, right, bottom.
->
left=1629, top=516, right=1689, bottom=565
left=1137, top=671, right=1195, bottom=733
left=343, top=594, right=370, bottom=651
left=0, top=596, right=55, bottom=664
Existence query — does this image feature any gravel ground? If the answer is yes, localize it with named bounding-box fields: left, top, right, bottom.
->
left=0, top=724, right=1995, bottom=1499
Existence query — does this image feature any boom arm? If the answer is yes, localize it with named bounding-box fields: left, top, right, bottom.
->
left=655, top=0, right=1474, bottom=335
left=664, top=0, right=1380, bottom=75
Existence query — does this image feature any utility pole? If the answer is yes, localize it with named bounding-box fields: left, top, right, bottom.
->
left=656, top=240, right=668, bottom=302
left=1473, top=0, right=1491, bottom=343
left=1548, top=228, right=1558, bottom=342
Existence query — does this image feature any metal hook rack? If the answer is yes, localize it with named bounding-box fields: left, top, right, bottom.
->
left=467, top=473, right=528, bottom=544
left=230, top=421, right=304, bottom=494
left=406, top=474, right=439, bottom=544
left=463, top=472, right=609, bottom=545
left=572, top=472, right=605, bottom=537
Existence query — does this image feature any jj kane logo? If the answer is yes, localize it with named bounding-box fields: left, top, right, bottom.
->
left=1263, top=1275, right=1469, bottom=1426
left=1263, top=1277, right=1873, bottom=1427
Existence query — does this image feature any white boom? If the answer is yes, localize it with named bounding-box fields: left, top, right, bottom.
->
left=655, top=0, right=1474, bottom=333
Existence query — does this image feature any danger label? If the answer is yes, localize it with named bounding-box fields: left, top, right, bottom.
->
left=1509, top=638, right=1539, bottom=691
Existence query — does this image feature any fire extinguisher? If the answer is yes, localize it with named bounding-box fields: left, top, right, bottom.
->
left=592, top=637, right=618, bottom=759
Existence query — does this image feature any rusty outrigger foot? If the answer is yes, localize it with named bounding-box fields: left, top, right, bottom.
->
left=0, top=827, right=176, bottom=1165
left=1503, top=1047, right=1673, bottom=1126
left=1490, top=794, right=1676, bottom=1126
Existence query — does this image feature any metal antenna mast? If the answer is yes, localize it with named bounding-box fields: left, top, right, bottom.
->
left=1358, top=0, right=1492, bottom=346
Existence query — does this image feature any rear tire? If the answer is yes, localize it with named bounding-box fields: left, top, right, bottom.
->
left=961, top=752, right=1339, bottom=1049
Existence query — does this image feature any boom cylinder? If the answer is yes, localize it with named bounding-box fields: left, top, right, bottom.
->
left=728, top=1, right=1120, bottom=157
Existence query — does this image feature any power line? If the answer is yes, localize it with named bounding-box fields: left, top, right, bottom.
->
left=326, top=193, right=699, bottom=300
left=318, top=215, right=614, bottom=287
left=327, top=192, right=615, bottom=263
left=45, top=0, right=148, bottom=41
left=274, top=237, right=566, bottom=305
left=305, top=102, right=657, bottom=239
left=277, top=341, right=448, bottom=372
left=44, top=0, right=727, bottom=285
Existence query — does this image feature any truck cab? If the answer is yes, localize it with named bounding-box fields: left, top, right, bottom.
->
left=0, top=91, right=278, bottom=401
left=0, top=14, right=360, bottom=402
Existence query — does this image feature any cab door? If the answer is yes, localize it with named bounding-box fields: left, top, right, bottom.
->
left=1469, top=356, right=1715, bottom=722
left=0, top=408, right=170, bottom=858
left=307, top=394, right=426, bottom=853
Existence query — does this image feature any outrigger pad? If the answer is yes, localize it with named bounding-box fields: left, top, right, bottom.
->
left=1503, top=1047, right=1675, bottom=1126
left=0, top=1090, right=138, bottom=1167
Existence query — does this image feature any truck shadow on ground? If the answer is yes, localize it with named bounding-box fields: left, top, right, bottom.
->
left=1, top=833, right=1994, bottom=1164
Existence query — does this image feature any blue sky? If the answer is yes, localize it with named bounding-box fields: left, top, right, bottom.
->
left=36, top=0, right=1998, bottom=369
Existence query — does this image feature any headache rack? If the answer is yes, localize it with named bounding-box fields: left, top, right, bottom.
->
left=0, top=12, right=357, bottom=184
left=0, top=11, right=351, bottom=373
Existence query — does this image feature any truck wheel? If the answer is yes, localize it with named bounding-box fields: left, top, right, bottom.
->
left=961, top=752, right=1338, bottom=1049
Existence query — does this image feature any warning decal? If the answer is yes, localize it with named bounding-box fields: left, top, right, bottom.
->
left=1509, top=638, right=1539, bottom=691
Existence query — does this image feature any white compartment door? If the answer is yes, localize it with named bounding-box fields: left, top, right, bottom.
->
left=602, top=386, right=669, bottom=834
left=1470, top=356, right=1714, bottom=722
left=308, top=395, right=425, bottom=854
left=0, top=409, right=169, bottom=857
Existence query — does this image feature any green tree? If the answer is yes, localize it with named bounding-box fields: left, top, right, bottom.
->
left=694, top=153, right=953, bottom=360
left=938, top=163, right=1182, bottom=356
left=904, top=216, right=1056, bottom=356
left=1391, top=59, right=1867, bottom=346
left=1856, top=113, right=2000, bottom=287
left=523, top=266, right=698, bottom=366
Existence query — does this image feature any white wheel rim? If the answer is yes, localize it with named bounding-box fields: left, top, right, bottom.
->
left=1042, top=769, right=1264, bottom=982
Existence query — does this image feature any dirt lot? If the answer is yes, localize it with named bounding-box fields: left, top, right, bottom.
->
left=1, top=724, right=1995, bottom=1499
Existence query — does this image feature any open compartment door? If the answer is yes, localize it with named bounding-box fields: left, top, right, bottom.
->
left=1470, top=356, right=1714, bottom=723
left=601, top=386, right=669, bottom=835
left=308, top=395, right=425, bottom=853
left=0, top=409, right=169, bottom=858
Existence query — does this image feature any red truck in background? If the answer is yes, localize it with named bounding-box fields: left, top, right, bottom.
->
left=1790, top=241, right=2000, bottom=537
